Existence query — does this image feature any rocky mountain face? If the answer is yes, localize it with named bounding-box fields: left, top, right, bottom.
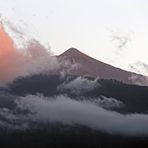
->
left=56, top=48, right=148, bottom=85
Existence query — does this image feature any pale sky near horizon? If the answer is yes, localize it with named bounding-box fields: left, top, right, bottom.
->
left=1, top=0, right=148, bottom=72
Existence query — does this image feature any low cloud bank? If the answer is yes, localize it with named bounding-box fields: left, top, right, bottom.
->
left=6, top=94, right=147, bottom=136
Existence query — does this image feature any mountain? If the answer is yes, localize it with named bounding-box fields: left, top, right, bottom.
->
left=56, top=48, right=148, bottom=85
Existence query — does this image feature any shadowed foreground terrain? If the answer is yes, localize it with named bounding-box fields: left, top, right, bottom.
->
left=0, top=123, right=148, bottom=148
left=0, top=74, right=148, bottom=147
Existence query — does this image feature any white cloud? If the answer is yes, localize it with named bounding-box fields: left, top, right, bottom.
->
left=14, top=94, right=148, bottom=136
left=91, top=96, right=124, bottom=109
left=58, top=77, right=100, bottom=94
left=128, top=74, right=148, bottom=86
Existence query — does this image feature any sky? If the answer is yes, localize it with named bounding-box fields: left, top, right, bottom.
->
left=1, top=0, right=148, bottom=72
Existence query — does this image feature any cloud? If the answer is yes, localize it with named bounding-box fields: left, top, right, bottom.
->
left=0, top=22, right=59, bottom=85
left=58, top=57, right=81, bottom=79
left=106, top=27, right=133, bottom=53
left=0, top=107, right=29, bottom=130
left=128, top=74, right=148, bottom=86
left=13, top=94, right=148, bottom=136
left=90, top=96, right=124, bottom=109
left=58, top=77, right=100, bottom=95
left=128, top=62, right=148, bottom=86
left=129, top=61, right=148, bottom=76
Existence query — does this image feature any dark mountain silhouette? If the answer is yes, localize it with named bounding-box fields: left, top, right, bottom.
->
left=57, top=48, right=148, bottom=85
left=5, top=74, right=148, bottom=113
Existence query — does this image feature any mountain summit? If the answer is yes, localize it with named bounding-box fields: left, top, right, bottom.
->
left=59, top=48, right=87, bottom=58
left=57, top=48, right=148, bottom=85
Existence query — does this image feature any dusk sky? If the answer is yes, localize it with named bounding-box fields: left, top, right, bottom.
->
left=1, top=0, right=148, bottom=72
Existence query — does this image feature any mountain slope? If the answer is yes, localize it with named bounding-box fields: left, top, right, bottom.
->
left=57, top=48, right=148, bottom=85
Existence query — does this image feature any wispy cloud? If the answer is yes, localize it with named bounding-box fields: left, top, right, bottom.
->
left=129, top=61, right=148, bottom=76
left=106, top=27, right=133, bottom=53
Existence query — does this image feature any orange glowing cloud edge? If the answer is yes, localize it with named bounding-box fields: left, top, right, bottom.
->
left=0, top=21, right=58, bottom=85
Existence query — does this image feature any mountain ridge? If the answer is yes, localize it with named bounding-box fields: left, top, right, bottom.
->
left=56, top=48, right=148, bottom=85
